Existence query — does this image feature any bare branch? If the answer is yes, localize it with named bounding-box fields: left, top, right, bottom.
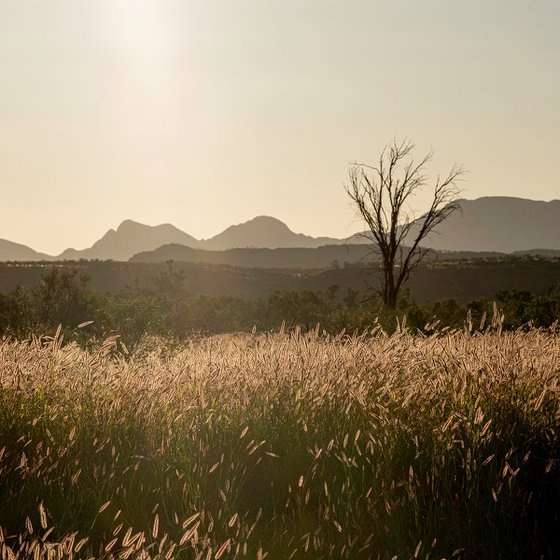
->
left=345, top=139, right=465, bottom=308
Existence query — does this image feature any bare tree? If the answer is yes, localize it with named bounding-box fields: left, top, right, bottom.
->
left=346, top=139, right=465, bottom=309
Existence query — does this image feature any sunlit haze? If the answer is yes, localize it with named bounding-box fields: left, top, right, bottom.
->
left=1, top=0, right=559, bottom=254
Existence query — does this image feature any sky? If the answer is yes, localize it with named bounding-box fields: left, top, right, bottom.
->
left=0, top=0, right=559, bottom=255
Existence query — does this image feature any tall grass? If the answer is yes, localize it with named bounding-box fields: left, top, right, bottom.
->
left=0, top=327, right=559, bottom=559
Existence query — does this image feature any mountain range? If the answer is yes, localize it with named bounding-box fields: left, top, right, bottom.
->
left=1, top=197, right=559, bottom=263
left=57, top=221, right=201, bottom=262
left=0, top=216, right=352, bottom=262
left=409, top=197, right=560, bottom=253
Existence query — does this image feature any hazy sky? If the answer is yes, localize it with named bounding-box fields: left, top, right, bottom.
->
left=1, top=1, right=559, bottom=254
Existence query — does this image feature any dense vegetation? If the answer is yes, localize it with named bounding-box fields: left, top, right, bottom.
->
left=1, top=256, right=560, bottom=303
left=1, top=328, right=559, bottom=559
left=1, top=264, right=559, bottom=558
left=0, top=266, right=559, bottom=351
left=0, top=263, right=560, bottom=560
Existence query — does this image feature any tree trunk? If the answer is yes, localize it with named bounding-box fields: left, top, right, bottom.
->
left=384, top=266, right=398, bottom=309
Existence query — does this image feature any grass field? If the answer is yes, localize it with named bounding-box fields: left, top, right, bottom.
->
left=0, top=327, right=559, bottom=559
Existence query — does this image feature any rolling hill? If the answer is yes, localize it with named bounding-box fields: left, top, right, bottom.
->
left=56, top=220, right=201, bottom=261
left=202, top=216, right=343, bottom=250
left=1, top=197, right=560, bottom=262
left=130, top=243, right=376, bottom=268
left=414, top=197, right=560, bottom=253
left=0, top=216, right=349, bottom=261
left=0, top=239, right=51, bottom=262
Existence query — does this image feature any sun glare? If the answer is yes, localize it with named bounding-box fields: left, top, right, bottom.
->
left=108, top=0, right=174, bottom=65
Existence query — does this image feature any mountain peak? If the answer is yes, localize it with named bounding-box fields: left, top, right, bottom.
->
left=53, top=220, right=201, bottom=260
left=235, top=215, right=292, bottom=231
left=203, top=215, right=339, bottom=250
left=412, top=196, right=560, bottom=252
left=116, top=219, right=146, bottom=232
left=250, top=215, right=289, bottom=224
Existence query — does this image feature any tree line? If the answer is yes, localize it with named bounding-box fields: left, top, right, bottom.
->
left=0, top=266, right=558, bottom=351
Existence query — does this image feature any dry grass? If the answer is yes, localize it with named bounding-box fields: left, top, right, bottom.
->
left=0, top=327, right=559, bottom=559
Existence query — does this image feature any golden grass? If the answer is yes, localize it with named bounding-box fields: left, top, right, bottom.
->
left=0, top=327, right=559, bottom=559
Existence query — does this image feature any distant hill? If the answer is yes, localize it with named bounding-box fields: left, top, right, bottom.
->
left=129, top=243, right=514, bottom=268
left=414, top=197, right=560, bottom=253
left=0, top=239, right=51, bottom=261
left=203, top=216, right=343, bottom=250
left=56, top=220, right=201, bottom=261
left=0, top=216, right=351, bottom=262
left=130, top=243, right=376, bottom=268
left=2, top=197, right=560, bottom=262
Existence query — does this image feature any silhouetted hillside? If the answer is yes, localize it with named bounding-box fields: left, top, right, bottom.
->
left=130, top=243, right=511, bottom=268
left=2, top=197, right=560, bottom=262
left=0, top=217, right=350, bottom=262
left=130, top=243, right=376, bottom=268
left=203, top=216, right=343, bottom=250
left=57, top=220, right=201, bottom=261
left=414, top=197, right=560, bottom=252
left=0, top=239, right=51, bottom=262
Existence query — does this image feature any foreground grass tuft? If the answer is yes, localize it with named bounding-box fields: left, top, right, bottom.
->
left=0, top=328, right=559, bottom=559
